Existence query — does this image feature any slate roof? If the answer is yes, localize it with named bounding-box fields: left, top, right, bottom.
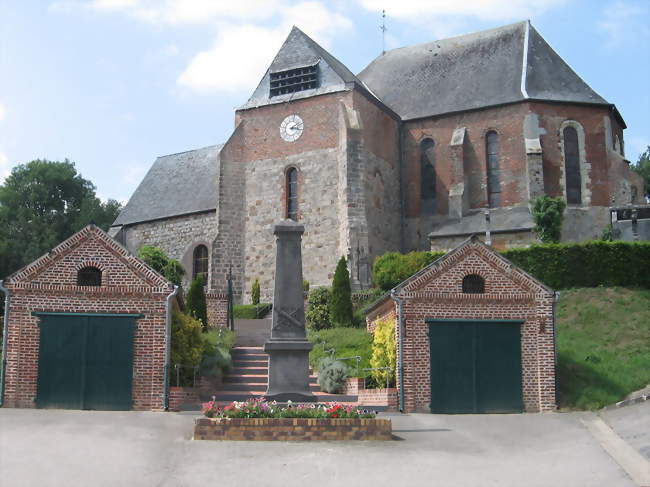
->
left=112, top=144, right=221, bottom=226
left=358, top=21, right=612, bottom=121
left=240, top=26, right=376, bottom=110
left=428, top=206, right=534, bottom=238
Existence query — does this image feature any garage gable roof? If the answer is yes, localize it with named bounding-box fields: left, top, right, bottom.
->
left=396, top=235, right=554, bottom=296
left=5, top=224, right=172, bottom=289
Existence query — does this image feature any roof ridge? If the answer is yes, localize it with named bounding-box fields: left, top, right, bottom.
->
left=156, top=143, right=223, bottom=159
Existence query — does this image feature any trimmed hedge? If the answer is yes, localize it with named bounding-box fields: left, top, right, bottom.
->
left=233, top=303, right=272, bottom=319
left=372, top=241, right=650, bottom=290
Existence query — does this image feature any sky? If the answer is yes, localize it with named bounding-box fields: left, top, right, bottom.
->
left=0, top=0, right=649, bottom=203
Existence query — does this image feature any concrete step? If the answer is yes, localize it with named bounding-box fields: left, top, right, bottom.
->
left=206, top=391, right=358, bottom=403
left=223, top=374, right=268, bottom=384
left=231, top=359, right=268, bottom=367
left=223, top=383, right=321, bottom=392
left=229, top=366, right=269, bottom=375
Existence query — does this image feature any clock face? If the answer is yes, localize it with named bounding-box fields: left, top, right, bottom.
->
left=280, top=114, right=304, bottom=142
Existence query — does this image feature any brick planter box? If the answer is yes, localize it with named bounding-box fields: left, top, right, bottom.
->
left=194, top=417, right=392, bottom=441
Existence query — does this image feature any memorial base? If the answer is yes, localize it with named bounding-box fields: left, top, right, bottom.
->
left=264, top=339, right=316, bottom=402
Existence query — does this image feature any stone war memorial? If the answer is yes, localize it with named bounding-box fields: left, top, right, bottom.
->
left=263, top=220, right=315, bottom=402
left=195, top=220, right=392, bottom=441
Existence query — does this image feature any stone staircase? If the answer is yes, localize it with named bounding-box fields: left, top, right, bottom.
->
left=208, top=345, right=358, bottom=404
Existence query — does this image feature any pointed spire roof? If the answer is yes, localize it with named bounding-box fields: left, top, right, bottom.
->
left=358, top=21, right=617, bottom=121
left=241, top=26, right=370, bottom=110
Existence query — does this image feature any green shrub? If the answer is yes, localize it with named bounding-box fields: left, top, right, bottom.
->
left=369, top=317, right=396, bottom=388
left=138, top=245, right=184, bottom=286
left=171, top=311, right=204, bottom=386
left=373, top=250, right=444, bottom=290
left=303, top=280, right=310, bottom=293
left=251, top=279, right=260, bottom=305
left=233, top=303, right=271, bottom=319
left=330, top=256, right=354, bottom=327
left=201, top=327, right=236, bottom=380
left=306, top=287, right=331, bottom=330
left=317, top=356, right=348, bottom=393
left=531, top=195, right=566, bottom=244
left=186, top=274, right=208, bottom=330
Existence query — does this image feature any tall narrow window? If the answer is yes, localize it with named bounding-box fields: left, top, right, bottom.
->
left=77, top=266, right=102, bottom=286
left=563, top=126, right=582, bottom=205
left=486, top=131, right=501, bottom=208
left=193, top=245, right=208, bottom=281
left=420, top=138, right=437, bottom=215
left=286, top=167, right=298, bottom=221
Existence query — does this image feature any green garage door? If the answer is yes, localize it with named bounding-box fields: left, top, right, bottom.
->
left=35, top=313, right=140, bottom=410
left=428, top=319, right=523, bottom=414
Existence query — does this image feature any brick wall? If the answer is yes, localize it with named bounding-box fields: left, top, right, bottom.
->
left=3, top=226, right=172, bottom=411
left=366, top=238, right=556, bottom=413
left=168, top=386, right=200, bottom=412
left=206, top=292, right=228, bottom=328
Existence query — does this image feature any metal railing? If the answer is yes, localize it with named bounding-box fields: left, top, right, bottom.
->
left=362, top=366, right=393, bottom=389
left=336, top=355, right=361, bottom=377
left=172, top=364, right=200, bottom=388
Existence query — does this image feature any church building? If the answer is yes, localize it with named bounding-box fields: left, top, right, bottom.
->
left=109, top=21, right=644, bottom=302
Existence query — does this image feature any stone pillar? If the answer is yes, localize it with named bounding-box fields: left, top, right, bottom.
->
left=448, top=127, right=466, bottom=220
left=525, top=137, right=545, bottom=200
left=264, top=220, right=315, bottom=402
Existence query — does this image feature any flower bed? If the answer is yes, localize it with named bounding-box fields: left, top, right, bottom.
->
left=194, top=398, right=392, bottom=441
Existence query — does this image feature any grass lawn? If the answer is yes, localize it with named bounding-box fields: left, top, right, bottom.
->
left=308, top=328, right=373, bottom=377
left=556, top=287, right=650, bottom=410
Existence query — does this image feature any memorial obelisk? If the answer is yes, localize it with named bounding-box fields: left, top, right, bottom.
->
left=264, top=220, right=315, bottom=402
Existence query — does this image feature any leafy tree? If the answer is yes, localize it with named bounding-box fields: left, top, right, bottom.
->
left=186, top=274, right=208, bottom=331
left=531, top=195, right=566, bottom=244
left=251, top=278, right=260, bottom=305
left=631, top=146, right=650, bottom=199
left=0, top=159, right=122, bottom=278
left=137, top=245, right=184, bottom=286
left=329, top=256, right=354, bottom=327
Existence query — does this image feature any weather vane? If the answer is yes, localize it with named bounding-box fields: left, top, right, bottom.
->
left=381, top=9, right=387, bottom=55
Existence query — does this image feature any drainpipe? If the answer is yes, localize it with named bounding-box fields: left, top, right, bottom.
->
left=163, top=285, right=179, bottom=411
left=0, top=280, right=10, bottom=407
left=390, top=289, right=405, bottom=413
left=552, top=291, right=560, bottom=409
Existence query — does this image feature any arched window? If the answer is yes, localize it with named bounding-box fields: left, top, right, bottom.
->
left=420, top=138, right=436, bottom=215
left=286, top=167, right=298, bottom=221
left=486, top=131, right=501, bottom=208
left=77, top=266, right=102, bottom=286
left=193, top=245, right=208, bottom=282
left=462, top=274, right=485, bottom=294
left=563, top=126, right=582, bottom=205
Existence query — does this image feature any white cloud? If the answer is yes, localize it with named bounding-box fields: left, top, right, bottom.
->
left=0, top=103, right=5, bottom=123
left=356, top=0, right=567, bottom=21
left=598, top=1, right=650, bottom=47
left=177, top=2, right=352, bottom=94
left=626, top=134, right=650, bottom=163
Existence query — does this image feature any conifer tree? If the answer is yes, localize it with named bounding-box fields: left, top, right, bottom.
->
left=251, top=278, right=260, bottom=305
left=329, top=256, right=353, bottom=327
left=186, top=274, right=208, bottom=331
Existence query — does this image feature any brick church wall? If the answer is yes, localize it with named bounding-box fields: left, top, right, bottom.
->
left=3, top=227, right=171, bottom=411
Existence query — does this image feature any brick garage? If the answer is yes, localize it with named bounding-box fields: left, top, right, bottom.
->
left=366, top=236, right=556, bottom=413
left=1, top=225, right=175, bottom=411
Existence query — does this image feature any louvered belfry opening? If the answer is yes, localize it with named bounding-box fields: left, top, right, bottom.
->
left=270, top=64, right=319, bottom=97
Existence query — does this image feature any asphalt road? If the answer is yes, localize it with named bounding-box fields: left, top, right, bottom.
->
left=0, top=407, right=645, bottom=487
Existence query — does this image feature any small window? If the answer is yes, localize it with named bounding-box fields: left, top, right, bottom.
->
left=286, top=167, right=298, bottom=221
left=462, top=274, right=485, bottom=294
left=420, top=138, right=437, bottom=215
left=270, top=64, right=319, bottom=97
left=486, top=131, right=501, bottom=208
left=77, top=266, right=102, bottom=286
left=193, top=245, right=208, bottom=281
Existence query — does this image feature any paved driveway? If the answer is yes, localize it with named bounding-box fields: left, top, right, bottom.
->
left=0, top=408, right=640, bottom=487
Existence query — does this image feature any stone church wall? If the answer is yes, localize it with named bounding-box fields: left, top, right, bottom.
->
left=121, top=211, right=218, bottom=288
left=243, top=148, right=342, bottom=303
